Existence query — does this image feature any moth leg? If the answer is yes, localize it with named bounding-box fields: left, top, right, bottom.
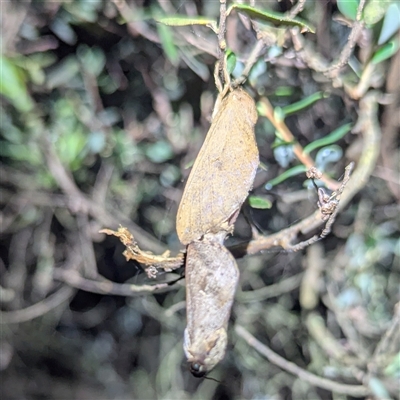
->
left=213, top=59, right=230, bottom=118
left=214, top=62, right=223, bottom=93
left=214, top=53, right=231, bottom=96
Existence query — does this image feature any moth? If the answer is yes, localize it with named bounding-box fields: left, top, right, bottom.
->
left=183, top=233, right=239, bottom=377
left=176, top=88, right=259, bottom=245
left=177, top=87, right=259, bottom=376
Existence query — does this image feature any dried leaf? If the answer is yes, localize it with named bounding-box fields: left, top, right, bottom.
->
left=100, top=227, right=184, bottom=272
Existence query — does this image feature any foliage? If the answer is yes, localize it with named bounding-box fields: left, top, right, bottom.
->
left=1, top=1, right=399, bottom=399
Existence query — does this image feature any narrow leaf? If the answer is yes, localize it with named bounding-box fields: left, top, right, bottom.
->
left=337, top=0, right=359, bottom=21
left=315, top=145, right=343, bottom=170
left=0, top=56, right=34, bottom=112
left=368, top=377, right=391, bottom=400
left=274, top=86, right=295, bottom=97
left=281, top=91, right=328, bottom=117
left=363, top=0, right=388, bottom=25
left=248, top=195, right=273, bottom=209
left=180, top=50, right=210, bottom=81
left=273, top=144, right=294, bottom=168
left=371, top=40, right=399, bottom=64
left=226, top=50, right=237, bottom=75
left=265, top=165, right=307, bottom=190
left=378, top=3, right=400, bottom=45
left=227, top=4, right=315, bottom=33
left=157, top=23, right=179, bottom=66
left=304, top=123, right=352, bottom=154
left=145, top=140, right=174, bottom=163
left=155, top=15, right=217, bottom=31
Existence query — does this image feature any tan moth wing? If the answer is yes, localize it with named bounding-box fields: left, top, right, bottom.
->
left=176, top=88, right=259, bottom=245
left=183, top=238, right=239, bottom=375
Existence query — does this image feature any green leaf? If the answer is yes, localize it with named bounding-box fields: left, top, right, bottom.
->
left=157, top=23, right=179, bottom=66
left=183, top=158, right=195, bottom=170
left=155, top=15, right=217, bottom=31
left=258, top=161, right=269, bottom=172
left=64, top=0, right=103, bottom=23
left=226, top=50, right=237, bottom=75
left=348, top=56, right=362, bottom=77
left=274, top=86, right=295, bottom=97
left=145, top=140, right=174, bottom=163
left=46, top=55, right=80, bottom=89
left=368, top=377, right=391, bottom=400
left=378, top=3, right=400, bottom=45
left=87, top=131, right=106, bottom=154
left=248, top=195, right=273, bottom=209
left=371, top=40, right=399, bottom=64
left=248, top=58, right=267, bottom=85
left=304, top=123, right=352, bottom=154
left=273, top=106, right=286, bottom=122
left=56, top=127, right=87, bottom=170
left=227, top=4, right=315, bottom=33
left=76, top=45, right=106, bottom=76
left=337, top=0, right=359, bottom=21
left=363, top=0, right=388, bottom=25
left=50, top=17, right=77, bottom=45
left=180, top=49, right=210, bottom=81
left=265, top=165, right=307, bottom=189
left=384, top=352, right=400, bottom=376
left=273, top=144, right=294, bottom=168
left=271, top=138, right=295, bottom=149
left=315, top=145, right=343, bottom=170
left=0, top=56, right=34, bottom=112
left=281, top=91, right=328, bottom=117
left=0, top=142, right=41, bottom=165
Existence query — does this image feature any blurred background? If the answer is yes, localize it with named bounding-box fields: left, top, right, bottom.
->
left=1, top=1, right=399, bottom=399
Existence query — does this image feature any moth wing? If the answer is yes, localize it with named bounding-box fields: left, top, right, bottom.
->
left=176, top=89, right=258, bottom=244
left=184, top=240, right=238, bottom=372
left=185, top=240, right=239, bottom=338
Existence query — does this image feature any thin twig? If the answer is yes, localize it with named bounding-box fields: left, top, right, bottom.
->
left=290, top=162, right=354, bottom=251
left=368, top=302, right=400, bottom=375
left=53, top=268, right=177, bottom=296
left=233, top=39, right=265, bottom=87
left=288, top=0, right=307, bottom=18
left=235, top=325, right=370, bottom=397
left=299, top=243, right=324, bottom=310
left=217, top=0, right=228, bottom=84
left=323, top=285, right=370, bottom=360
left=381, top=46, right=400, bottom=200
left=325, top=0, right=366, bottom=79
left=92, top=162, right=114, bottom=206
left=306, top=312, right=365, bottom=367
left=6, top=228, right=32, bottom=308
left=112, top=0, right=161, bottom=44
left=0, top=285, right=15, bottom=303
left=76, top=213, right=98, bottom=280
left=31, top=209, right=55, bottom=297
left=0, top=286, right=75, bottom=324
left=238, top=273, right=303, bottom=303
left=292, top=28, right=330, bottom=73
